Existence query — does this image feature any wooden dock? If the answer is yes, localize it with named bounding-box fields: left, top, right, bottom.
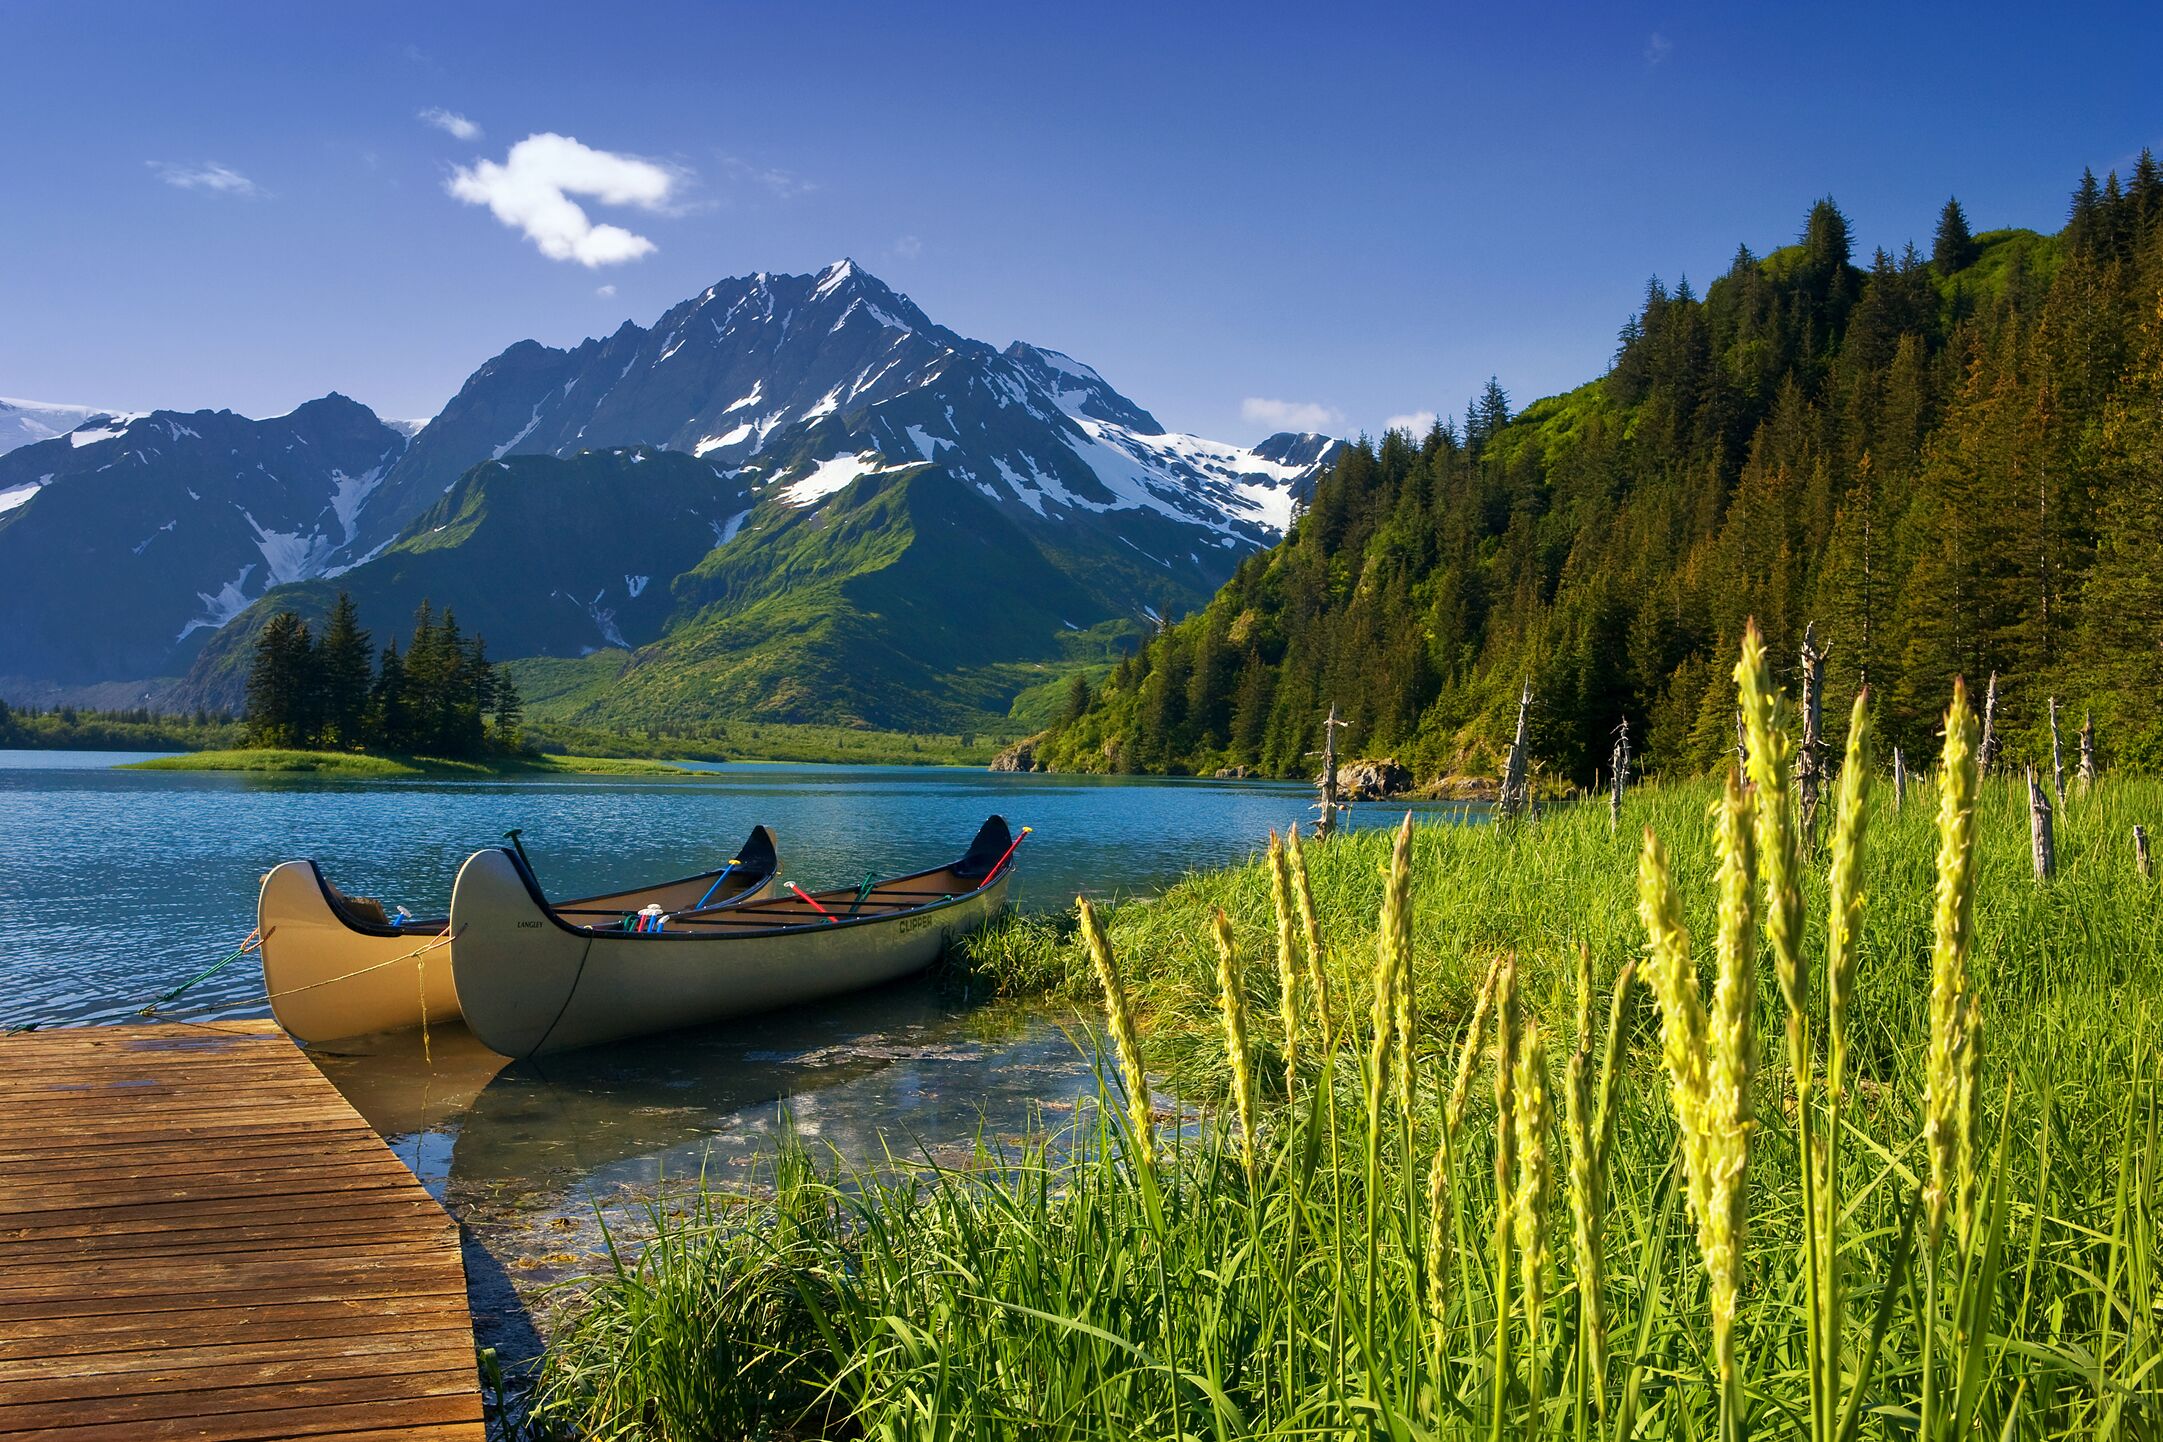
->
left=0, top=1021, right=485, bottom=1439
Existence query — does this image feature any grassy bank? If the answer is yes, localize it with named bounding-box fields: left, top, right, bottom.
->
left=122, top=748, right=706, bottom=778
left=530, top=654, right=2162, bottom=1438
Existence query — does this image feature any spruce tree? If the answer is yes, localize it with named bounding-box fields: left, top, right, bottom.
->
left=316, top=592, right=373, bottom=750
left=1932, top=197, right=1978, bottom=273
left=245, top=612, right=318, bottom=748
left=490, top=663, right=525, bottom=753
left=371, top=639, right=411, bottom=752
left=1058, top=673, right=1092, bottom=727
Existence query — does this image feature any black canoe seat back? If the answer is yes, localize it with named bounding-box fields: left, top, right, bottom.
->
left=737, top=824, right=779, bottom=879
left=953, top=815, right=1014, bottom=881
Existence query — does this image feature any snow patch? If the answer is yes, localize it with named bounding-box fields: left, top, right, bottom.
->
left=625, top=574, right=649, bottom=599
left=905, top=424, right=952, bottom=462
left=177, top=564, right=259, bottom=641
left=132, top=521, right=178, bottom=555
left=325, top=464, right=386, bottom=545
left=779, top=452, right=888, bottom=507
left=711, top=509, right=752, bottom=546
left=492, top=404, right=544, bottom=460
left=695, top=423, right=754, bottom=456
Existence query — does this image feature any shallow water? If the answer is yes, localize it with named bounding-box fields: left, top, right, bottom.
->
left=0, top=749, right=1465, bottom=1358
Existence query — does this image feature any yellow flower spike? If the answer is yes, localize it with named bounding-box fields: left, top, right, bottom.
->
left=1926, top=678, right=1980, bottom=1247
left=1213, top=908, right=1258, bottom=1178
left=1826, top=692, right=1874, bottom=1106
left=1286, top=824, right=1332, bottom=1047
left=1080, top=896, right=1156, bottom=1173
left=1266, top=831, right=1302, bottom=1098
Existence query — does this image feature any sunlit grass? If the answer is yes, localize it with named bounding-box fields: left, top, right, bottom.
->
left=531, top=656, right=2163, bottom=1439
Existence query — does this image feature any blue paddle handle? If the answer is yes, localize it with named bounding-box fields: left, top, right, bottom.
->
left=693, top=860, right=740, bottom=911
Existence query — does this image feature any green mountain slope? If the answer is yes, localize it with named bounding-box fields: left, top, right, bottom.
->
left=540, top=465, right=1123, bottom=733
left=172, top=448, right=754, bottom=709
left=1039, top=159, right=2163, bottom=780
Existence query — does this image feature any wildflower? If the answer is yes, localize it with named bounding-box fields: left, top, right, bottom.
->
left=1080, top=897, right=1156, bottom=1172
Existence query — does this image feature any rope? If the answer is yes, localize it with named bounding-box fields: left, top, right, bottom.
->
left=137, top=928, right=265, bottom=1019
left=256, top=928, right=457, bottom=1003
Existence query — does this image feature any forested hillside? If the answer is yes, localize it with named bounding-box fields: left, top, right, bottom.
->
left=1037, top=158, right=2163, bottom=783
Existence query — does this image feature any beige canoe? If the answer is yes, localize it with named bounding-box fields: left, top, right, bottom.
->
left=258, top=826, right=781, bottom=1045
left=450, top=816, right=1024, bottom=1058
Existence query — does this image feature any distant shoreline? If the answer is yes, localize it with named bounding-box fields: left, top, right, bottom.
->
left=120, top=748, right=710, bottom=779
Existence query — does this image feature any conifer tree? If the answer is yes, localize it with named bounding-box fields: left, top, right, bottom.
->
left=491, top=661, right=525, bottom=752
left=371, top=639, right=411, bottom=752
left=1932, top=197, right=1978, bottom=273
left=245, top=612, right=319, bottom=748
left=316, top=592, right=373, bottom=749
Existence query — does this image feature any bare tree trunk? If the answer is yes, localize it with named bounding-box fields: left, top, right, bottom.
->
left=2028, top=766, right=2055, bottom=880
left=1609, top=716, right=1631, bottom=835
left=1892, top=746, right=1907, bottom=813
left=1313, top=704, right=1346, bottom=838
left=2136, top=825, right=2152, bottom=881
left=1797, top=623, right=1826, bottom=836
left=1499, top=679, right=1533, bottom=820
left=2079, top=711, right=2096, bottom=792
left=2048, top=696, right=2066, bottom=808
left=1978, top=672, right=2001, bottom=777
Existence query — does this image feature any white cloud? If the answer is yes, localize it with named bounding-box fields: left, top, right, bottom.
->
left=1242, top=396, right=1343, bottom=432
left=595, top=284, right=617, bottom=297
left=447, top=133, right=680, bottom=267
left=1385, top=410, right=1438, bottom=436
left=1644, top=32, right=1672, bottom=65
left=718, top=154, right=814, bottom=200
left=148, top=161, right=260, bottom=197
left=892, top=234, right=923, bottom=260
left=419, top=107, right=481, bottom=141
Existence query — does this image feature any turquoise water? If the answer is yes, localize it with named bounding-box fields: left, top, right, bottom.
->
left=0, top=749, right=1463, bottom=1353
left=0, top=750, right=1451, bottom=1029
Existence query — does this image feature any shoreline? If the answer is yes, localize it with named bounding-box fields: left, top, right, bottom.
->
left=119, top=748, right=713, bottom=779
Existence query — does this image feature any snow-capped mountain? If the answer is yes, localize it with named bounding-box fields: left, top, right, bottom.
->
left=0, top=397, right=409, bottom=683
left=0, top=397, right=140, bottom=458
left=2, top=262, right=1341, bottom=722
left=359, top=261, right=1335, bottom=585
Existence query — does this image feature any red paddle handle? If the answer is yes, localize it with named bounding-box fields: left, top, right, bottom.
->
left=980, top=825, right=1033, bottom=888
left=788, top=882, right=840, bottom=924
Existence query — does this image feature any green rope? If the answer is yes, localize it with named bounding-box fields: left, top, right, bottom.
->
left=139, top=930, right=261, bottom=1016
left=846, top=872, right=877, bottom=917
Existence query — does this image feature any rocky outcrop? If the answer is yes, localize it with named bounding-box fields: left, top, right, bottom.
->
left=1213, top=764, right=1257, bottom=779
left=1335, top=757, right=1412, bottom=800
left=989, top=733, right=1049, bottom=773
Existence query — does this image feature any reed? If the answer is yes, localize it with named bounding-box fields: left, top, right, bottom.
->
left=535, top=647, right=2163, bottom=1442
left=1212, top=908, right=1258, bottom=1178
left=1286, top=822, right=1333, bottom=1046
left=1267, top=830, right=1303, bottom=1095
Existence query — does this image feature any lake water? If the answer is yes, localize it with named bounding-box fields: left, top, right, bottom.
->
left=0, top=750, right=1462, bottom=1359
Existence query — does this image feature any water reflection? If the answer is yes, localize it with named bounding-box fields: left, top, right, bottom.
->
left=307, top=975, right=1106, bottom=1361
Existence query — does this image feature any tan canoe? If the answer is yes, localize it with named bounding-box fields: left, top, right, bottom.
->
left=258, top=826, right=781, bottom=1045
left=450, top=816, right=1024, bottom=1058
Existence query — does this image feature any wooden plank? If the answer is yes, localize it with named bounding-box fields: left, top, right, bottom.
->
left=0, top=1023, right=484, bottom=1438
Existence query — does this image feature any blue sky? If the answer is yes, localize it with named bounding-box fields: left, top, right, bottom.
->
left=4, top=1, right=2158, bottom=443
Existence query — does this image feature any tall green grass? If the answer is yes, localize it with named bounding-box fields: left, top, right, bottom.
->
left=531, top=649, right=2162, bottom=1440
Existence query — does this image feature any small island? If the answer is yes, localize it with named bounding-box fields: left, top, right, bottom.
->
left=115, top=594, right=709, bottom=780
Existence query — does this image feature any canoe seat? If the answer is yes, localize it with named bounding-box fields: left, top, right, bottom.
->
left=326, top=883, right=391, bottom=929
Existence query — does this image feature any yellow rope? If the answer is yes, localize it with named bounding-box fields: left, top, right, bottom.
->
left=257, top=928, right=458, bottom=1002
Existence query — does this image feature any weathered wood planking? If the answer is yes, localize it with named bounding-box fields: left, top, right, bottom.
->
left=0, top=1021, right=485, bottom=1439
